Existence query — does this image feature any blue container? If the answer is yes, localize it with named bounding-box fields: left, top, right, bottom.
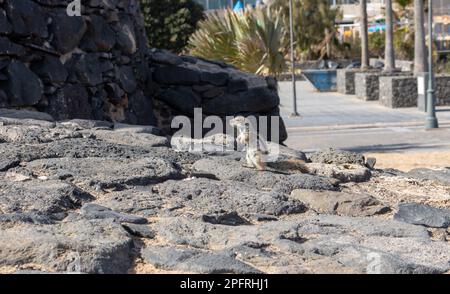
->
left=302, top=69, right=337, bottom=92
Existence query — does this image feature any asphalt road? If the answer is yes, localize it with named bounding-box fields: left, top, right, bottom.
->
left=278, top=81, right=450, bottom=153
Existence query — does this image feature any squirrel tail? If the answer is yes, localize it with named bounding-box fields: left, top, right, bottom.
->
left=267, top=159, right=310, bottom=174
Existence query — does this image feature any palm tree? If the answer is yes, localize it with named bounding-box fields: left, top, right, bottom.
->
left=413, top=0, right=427, bottom=76
left=395, top=0, right=413, bottom=21
left=269, top=0, right=341, bottom=60
left=360, top=0, right=370, bottom=70
left=384, top=0, right=396, bottom=72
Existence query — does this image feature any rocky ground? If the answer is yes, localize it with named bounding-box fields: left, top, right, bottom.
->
left=0, top=110, right=450, bottom=274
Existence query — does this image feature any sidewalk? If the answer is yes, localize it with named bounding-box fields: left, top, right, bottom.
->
left=279, top=81, right=450, bottom=129
left=278, top=81, right=450, bottom=154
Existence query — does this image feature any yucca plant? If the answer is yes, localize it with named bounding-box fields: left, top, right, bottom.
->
left=188, top=6, right=288, bottom=76
left=188, top=10, right=240, bottom=65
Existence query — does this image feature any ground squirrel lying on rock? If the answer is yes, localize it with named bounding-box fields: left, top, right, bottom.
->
left=230, top=116, right=309, bottom=173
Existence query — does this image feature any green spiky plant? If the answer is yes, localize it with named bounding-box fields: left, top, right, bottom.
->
left=188, top=6, right=288, bottom=76
left=187, top=10, right=240, bottom=66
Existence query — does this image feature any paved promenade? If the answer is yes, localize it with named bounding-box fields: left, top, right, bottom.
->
left=278, top=81, right=450, bottom=153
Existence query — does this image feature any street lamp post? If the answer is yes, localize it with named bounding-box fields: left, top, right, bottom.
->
left=289, top=0, right=299, bottom=117
left=426, top=0, right=439, bottom=129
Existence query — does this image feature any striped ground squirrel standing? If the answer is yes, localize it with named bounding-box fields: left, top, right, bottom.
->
left=230, top=116, right=309, bottom=173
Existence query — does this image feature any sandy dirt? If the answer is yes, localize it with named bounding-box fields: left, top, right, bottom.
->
left=365, top=151, right=450, bottom=172
left=344, top=175, right=450, bottom=210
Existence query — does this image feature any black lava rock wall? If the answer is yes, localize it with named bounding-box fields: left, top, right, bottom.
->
left=0, top=0, right=288, bottom=141
left=149, top=49, right=288, bottom=142
left=0, top=0, right=155, bottom=125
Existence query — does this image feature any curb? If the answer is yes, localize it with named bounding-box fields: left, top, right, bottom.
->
left=286, top=120, right=450, bottom=132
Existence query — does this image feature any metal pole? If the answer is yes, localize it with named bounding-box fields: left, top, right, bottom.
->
left=289, top=0, right=299, bottom=117
left=426, top=0, right=439, bottom=129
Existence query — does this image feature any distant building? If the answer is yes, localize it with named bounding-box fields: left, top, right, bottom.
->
left=329, top=0, right=386, bottom=23
left=329, top=0, right=386, bottom=44
left=195, top=0, right=386, bottom=13
left=434, top=0, right=450, bottom=53
left=194, top=0, right=258, bottom=10
left=434, top=0, right=450, bottom=16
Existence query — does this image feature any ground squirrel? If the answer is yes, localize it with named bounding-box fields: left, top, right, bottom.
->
left=230, top=116, right=269, bottom=171
left=230, top=116, right=309, bottom=173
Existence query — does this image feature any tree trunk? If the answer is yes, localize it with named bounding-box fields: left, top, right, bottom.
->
left=384, top=0, right=396, bottom=72
left=360, top=0, right=370, bottom=70
left=414, top=0, right=428, bottom=76
left=325, top=28, right=332, bottom=59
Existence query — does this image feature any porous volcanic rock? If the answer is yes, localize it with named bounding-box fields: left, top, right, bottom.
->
left=1, top=113, right=449, bottom=274
left=0, top=0, right=288, bottom=143
left=394, top=203, right=450, bottom=228
left=405, top=168, right=450, bottom=186
left=152, top=215, right=450, bottom=274
left=141, top=246, right=261, bottom=274
left=290, top=189, right=390, bottom=217
left=0, top=177, right=93, bottom=215
left=309, top=148, right=366, bottom=166
left=0, top=0, right=155, bottom=125
left=0, top=219, right=134, bottom=274
left=20, top=156, right=183, bottom=190
left=96, top=178, right=308, bottom=219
